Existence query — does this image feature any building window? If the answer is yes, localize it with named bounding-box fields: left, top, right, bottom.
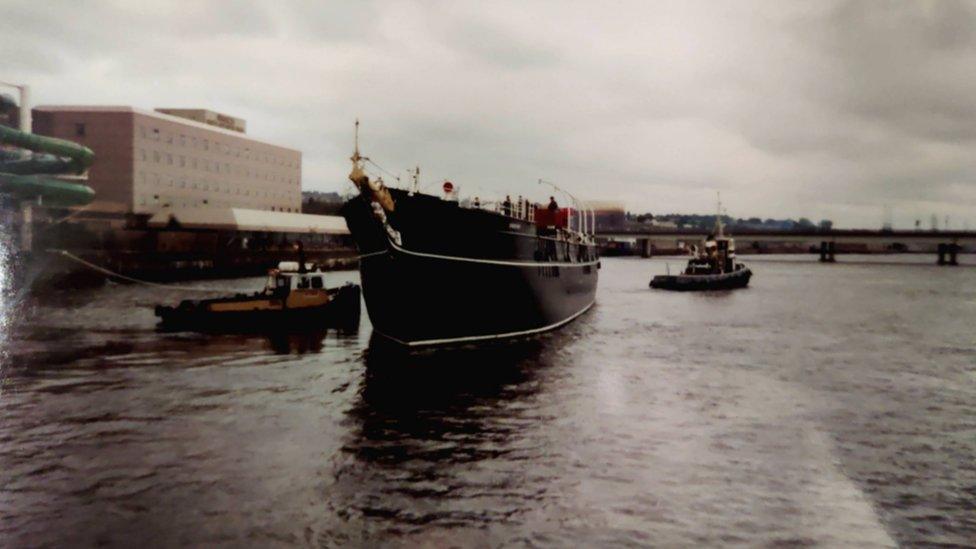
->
left=192, top=136, right=197, bottom=147
left=203, top=139, right=209, bottom=150
left=153, top=151, right=160, bottom=162
left=179, top=155, right=185, bottom=167
left=192, top=158, right=197, bottom=169
left=140, top=149, right=147, bottom=161
left=74, top=123, right=86, bottom=137
left=166, top=154, right=173, bottom=165
left=166, top=133, right=173, bottom=144
left=139, top=126, right=146, bottom=139
left=179, top=134, right=186, bottom=146
left=153, top=128, right=160, bottom=140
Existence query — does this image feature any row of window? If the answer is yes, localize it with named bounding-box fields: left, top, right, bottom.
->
left=136, top=172, right=300, bottom=199
left=136, top=124, right=298, bottom=168
left=137, top=149, right=298, bottom=185
left=136, top=194, right=297, bottom=212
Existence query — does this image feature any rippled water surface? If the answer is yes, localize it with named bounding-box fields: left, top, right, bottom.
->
left=1, top=256, right=975, bottom=547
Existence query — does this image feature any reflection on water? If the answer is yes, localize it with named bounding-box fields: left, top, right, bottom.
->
left=317, top=336, right=560, bottom=546
left=354, top=335, right=550, bottom=458
left=1, top=257, right=975, bottom=546
left=265, top=331, right=329, bottom=355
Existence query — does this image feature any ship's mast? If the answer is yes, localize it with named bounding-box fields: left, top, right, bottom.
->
left=351, top=119, right=363, bottom=164
left=348, top=119, right=369, bottom=189
left=715, top=191, right=724, bottom=238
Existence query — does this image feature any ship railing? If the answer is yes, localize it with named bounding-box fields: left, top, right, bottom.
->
left=466, top=196, right=537, bottom=223
left=463, top=195, right=594, bottom=241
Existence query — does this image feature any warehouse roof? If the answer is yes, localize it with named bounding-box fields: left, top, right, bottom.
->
left=147, top=207, right=349, bottom=235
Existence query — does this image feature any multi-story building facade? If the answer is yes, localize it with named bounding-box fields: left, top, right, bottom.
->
left=32, top=106, right=301, bottom=215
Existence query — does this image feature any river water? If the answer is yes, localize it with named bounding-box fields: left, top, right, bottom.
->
left=1, top=255, right=974, bottom=547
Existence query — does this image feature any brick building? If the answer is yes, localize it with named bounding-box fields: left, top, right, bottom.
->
left=32, top=106, right=301, bottom=215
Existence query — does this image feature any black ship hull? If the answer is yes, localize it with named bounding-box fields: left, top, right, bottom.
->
left=342, top=190, right=599, bottom=346
left=649, top=267, right=752, bottom=291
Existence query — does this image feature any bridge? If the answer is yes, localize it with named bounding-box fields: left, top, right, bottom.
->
left=595, top=228, right=976, bottom=264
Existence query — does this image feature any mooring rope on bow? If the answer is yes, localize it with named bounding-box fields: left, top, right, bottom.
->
left=48, top=249, right=237, bottom=293
left=47, top=249, right=376, bottom=292
left=365, top=158, right=400, bottom=182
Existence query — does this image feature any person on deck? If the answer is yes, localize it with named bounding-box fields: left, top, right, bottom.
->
left=502, top=195, right=512, bottom=216
left=548, top=196, right=559, bottom=212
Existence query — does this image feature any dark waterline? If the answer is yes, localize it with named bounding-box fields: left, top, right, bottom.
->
left=1, top=256, right=974, bottom=546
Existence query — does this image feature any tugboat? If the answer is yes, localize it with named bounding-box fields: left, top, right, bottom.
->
left=155, top=254, right=361, bottom=332
left=340, top=123, right=599, bottom=347
left=649, top=198, right=752, bottom=291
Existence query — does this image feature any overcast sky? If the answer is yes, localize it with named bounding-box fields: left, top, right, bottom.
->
left=3, top=0, right=976, bottom=228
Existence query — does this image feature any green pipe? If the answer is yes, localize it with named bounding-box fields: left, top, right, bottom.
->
left=0, top=155, right=77, bottom=175
left=0, top=173, right=95, bottom=207
left=0, top=124, right=94, bottom=174
left=0, top=120, right=96, bottom=207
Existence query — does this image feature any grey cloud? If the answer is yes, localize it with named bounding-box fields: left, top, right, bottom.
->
left=801, top=1, right=976, bottom=142
left=3, top=0, right=975, bottom=228
left=441, top=19, right=563, bottom=70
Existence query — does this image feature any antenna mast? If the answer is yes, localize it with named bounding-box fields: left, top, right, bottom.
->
left=538, top=178, right=592, bottom=235
left=716, top=192, right=724, bottom=237
left=348, top=119, right=370, bottom=189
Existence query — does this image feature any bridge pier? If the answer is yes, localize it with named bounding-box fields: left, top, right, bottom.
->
left=819, top=241, right=835, bottom=263
left=597, top=230, right=975, bottom=260
left=937, top=243, right=959, bottom=266
left=638, top=238, right=653, bottom=258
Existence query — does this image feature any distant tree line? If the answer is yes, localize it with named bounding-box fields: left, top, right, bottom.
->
left=302, top=191, right=345, bottom=215
left=626, top=212, right=833, bottom=231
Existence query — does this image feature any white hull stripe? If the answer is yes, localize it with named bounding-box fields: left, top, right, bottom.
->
left=356, top=250, right=388, bottom=260
left=360, top=240, right=600, bottom=268
left=374, top=299, right=596, bottom=347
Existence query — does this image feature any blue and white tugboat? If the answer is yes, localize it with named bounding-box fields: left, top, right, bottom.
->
left=650, top=199, right=752, bottom=291
left=341, top=124, right=599, bottom=347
